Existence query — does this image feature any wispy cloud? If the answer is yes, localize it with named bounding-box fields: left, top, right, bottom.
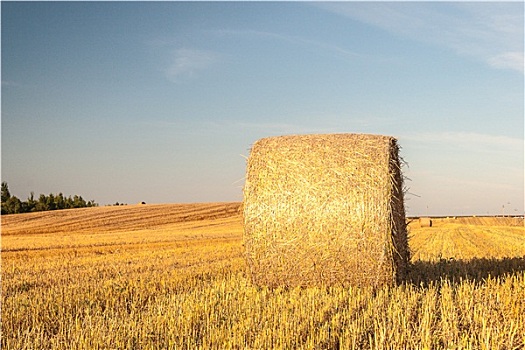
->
left=315, top=2, right=524, bottom=74
left=212, top=29, right=362, bottom=62
left=214, top=114, right=399, bottom=136
left=488, top=52, right=524, bottom=73
left=231, top=121, right=337, bottom=136
left=434, top=175, right=516, bottom=192
left=165, top=48, right=219, bottom=82
left=1, top=80, right=22, bottom=87
left=403, top=131, right=523, bottom=151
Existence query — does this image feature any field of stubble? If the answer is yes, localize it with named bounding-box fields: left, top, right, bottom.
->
left=2, top=203, right=525, bottom=349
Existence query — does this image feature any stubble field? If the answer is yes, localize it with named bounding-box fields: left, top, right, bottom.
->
left=2, top=203, right=525, bottom=349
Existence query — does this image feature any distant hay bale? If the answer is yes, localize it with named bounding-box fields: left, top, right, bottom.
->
left=242, top=134, right=409, bottom=288
left=419, top=217, right=432, bottom=227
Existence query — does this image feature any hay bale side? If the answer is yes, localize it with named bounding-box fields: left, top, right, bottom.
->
left=419, top=217, right=432, bottom=227
left=242, top=133, right=409, bottom=288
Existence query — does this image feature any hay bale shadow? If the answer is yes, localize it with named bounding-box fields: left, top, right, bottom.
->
left=408, top=257, right=525, bottom=287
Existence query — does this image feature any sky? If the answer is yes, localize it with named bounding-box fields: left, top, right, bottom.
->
left=1, top=1, right=523, bottom=216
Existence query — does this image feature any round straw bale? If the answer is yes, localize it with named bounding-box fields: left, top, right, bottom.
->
left=419, top=217, right=432, bottom=227
left=243, top=133, right=409, bottom=288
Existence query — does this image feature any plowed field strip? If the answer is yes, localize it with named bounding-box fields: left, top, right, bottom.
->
left=2, top=235, right=241, bottom=255
left=2, top=215, right=243, bottom=252
left=1, top=202, right=241, bottom=235
left=453, top=216, right=524, bottom=226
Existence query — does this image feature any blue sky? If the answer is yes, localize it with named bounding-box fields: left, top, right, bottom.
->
left=1, top=2, right=523, bottom=216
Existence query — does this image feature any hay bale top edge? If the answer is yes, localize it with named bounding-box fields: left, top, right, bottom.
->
left=247, top=133, right=399, bottom=172
left=252, top=133, right=397, bottom=146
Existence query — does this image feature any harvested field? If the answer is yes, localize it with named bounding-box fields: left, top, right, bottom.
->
left=2, top=203, right=525, bottom=349
left=410, top=219, right=525, bottom=261
left=1, top=202, right=241, bottom=235
left=447, top=216, right=524, bottom=227
left=1, top=202, right=241, bottom=252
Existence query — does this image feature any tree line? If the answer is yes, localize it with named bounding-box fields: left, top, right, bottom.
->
left=1, top=182, right=98, bottom=215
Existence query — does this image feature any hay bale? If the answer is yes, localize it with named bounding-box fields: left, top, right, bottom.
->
left=242, top=133, right=409, bottom=288
left=419, top=217, right=432, bottom=227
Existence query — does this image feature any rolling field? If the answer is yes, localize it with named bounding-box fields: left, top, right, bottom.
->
left=2, top=203, right=525, bottom=349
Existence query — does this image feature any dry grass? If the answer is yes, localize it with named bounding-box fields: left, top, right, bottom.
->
left=1, top=202, right=241, bottom=235
left=1, top=202, right=241, bottom=252
left=410, top=218, right=525, bottom=261
left=2, top=203, right=525, bottom=349
left=447, top=216, right=524, bottom=227
left=243, top=134, right=409, bottom=287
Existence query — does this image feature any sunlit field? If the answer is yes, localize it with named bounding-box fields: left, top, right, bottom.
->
left=2, top=204, right=525, bottom=349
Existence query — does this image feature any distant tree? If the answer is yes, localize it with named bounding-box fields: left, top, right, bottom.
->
left=72, top=195, right=83, bottom=208
left=24, top=192, right=37, bottom=212
left=55, top=192, right=66, bottom=210
left=0, top=182, right=22, bottom=214
left=46, top=193, right=57, bottom=211
left=4, top=196, right=22, bottom=214
left=1, top=182, right=10, bottom=203
left=35, top=194, right=48, bottom=211
left=1, top=182, right=11, bottom=214
left=0, top=182, right=98, bottom=214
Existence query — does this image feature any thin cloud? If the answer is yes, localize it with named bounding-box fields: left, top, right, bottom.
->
left=166, top=48, right=218, bottom=82
left=1, top=80, right=22, bottom=87
left=226, top=116, right=396, bottom=136
left=222, top=120, right=338, bottom=136
left=404, top=131, right=523, bottom=151
left=429, top=172, right=518, bottom=192
left=212, top=29, right=362, bottom=62
left=262, top=123, right=333, bottom=135
left=488, top=52, right=524, bottom=73
left=315, top=2, right=524, bottom=74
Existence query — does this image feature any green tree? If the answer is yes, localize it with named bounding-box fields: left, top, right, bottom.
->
left=1, top=182, right=11, bottom=203
left=72, top=195, right=86, bottom=208
left=36, top=194, right=48, bottom=211
left=46, top=193, right=56, bottom=211
left=55, top=193, right=65, bottom=210
left=1, top=182, right=12, bottom=214
left=25, top=192, right=37, bottom=212
left=1, top=182, right=97, bottom=214
left=4, top=196, right=22, bottom=214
